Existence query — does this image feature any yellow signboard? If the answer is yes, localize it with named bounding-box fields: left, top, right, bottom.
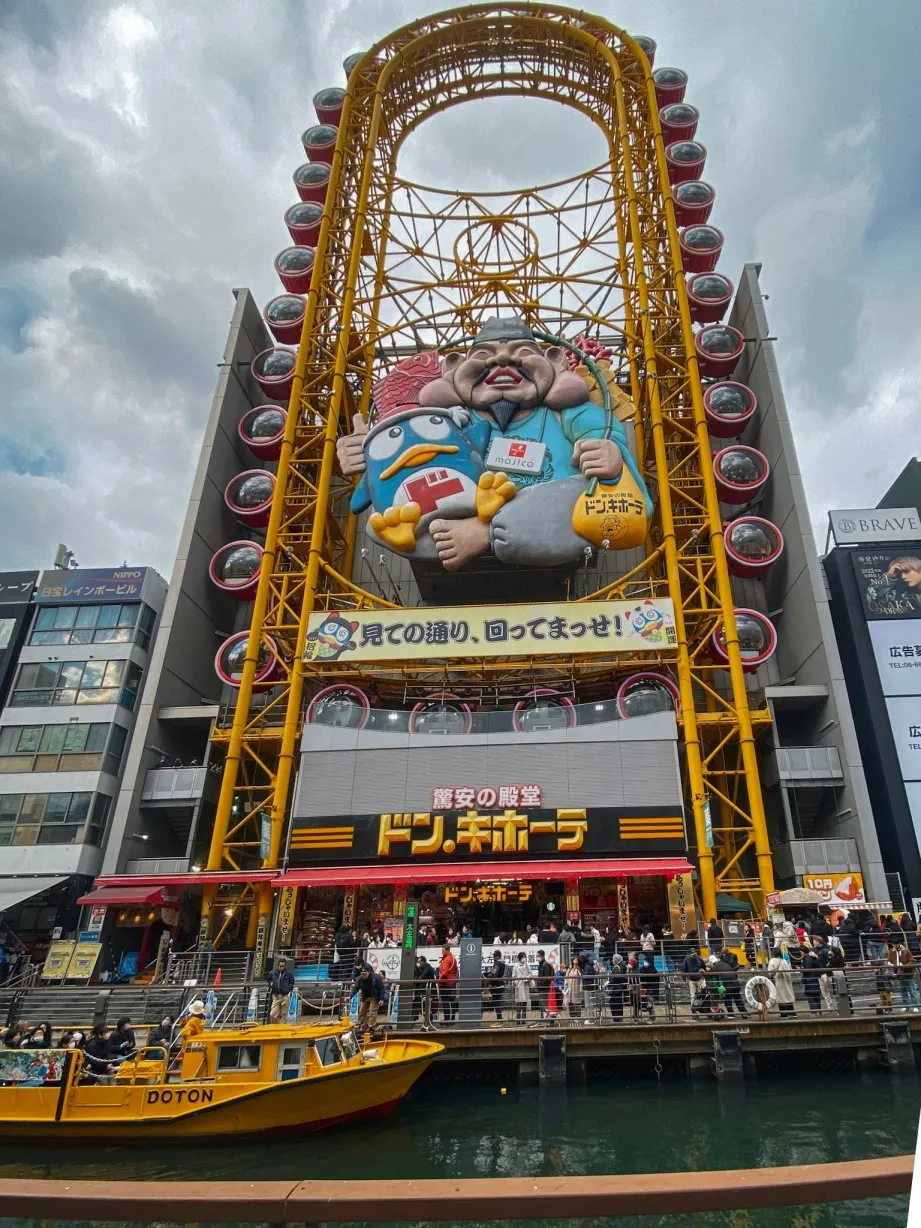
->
left=41, top=940, right=75, bottom=980
left=67, top=942, right=102, bottom=981
left=304, top=598, right=676, bottom=663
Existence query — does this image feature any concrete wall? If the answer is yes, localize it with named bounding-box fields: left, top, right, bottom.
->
left=103, top=289, right=273, bottom=874
left=730, top=263, right=887, bottom=899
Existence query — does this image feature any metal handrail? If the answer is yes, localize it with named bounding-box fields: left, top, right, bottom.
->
left=0, top=1156, right=909, bottom=1222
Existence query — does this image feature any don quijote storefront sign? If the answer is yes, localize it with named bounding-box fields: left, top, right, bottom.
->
left=287, top=806, right=687, bottom=866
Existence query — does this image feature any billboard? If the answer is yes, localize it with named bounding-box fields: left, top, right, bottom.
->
left=868, top=619, right=921, bottom=696
left=0, top=572, right=37, bottom=607
left=830, top=508, right=921, bottom=545
left=885, top=696, right=921, bottom=785
left=852, top=550, right=921, bottom=620
left=305, top=598, right=676, bottom=663
left=36, top=567, right=148, bottom=605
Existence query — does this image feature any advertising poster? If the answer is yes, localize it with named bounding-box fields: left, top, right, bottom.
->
left=66, top=942, right=102, bottom=981
left=853, top=551, right=921, bottom=621
left=305, top=597, right=677, bottom=664
left=41, top=940, right=75, bottom=980
left=885, top=697, right=921, bottom=784
left=802, top=873, right=866, bottom=905
left=868, top=619, right=921, bottom=696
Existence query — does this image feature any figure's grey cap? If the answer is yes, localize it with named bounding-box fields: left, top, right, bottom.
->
left=473, top=315, right=534, bottom=345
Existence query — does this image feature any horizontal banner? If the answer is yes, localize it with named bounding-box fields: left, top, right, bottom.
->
left=304, top=598, right=677, bottom=663
left=288, top=806, right=686, bottom=866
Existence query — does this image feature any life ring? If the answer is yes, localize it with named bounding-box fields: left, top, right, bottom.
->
left=744, top=974, right=777, bottom=1010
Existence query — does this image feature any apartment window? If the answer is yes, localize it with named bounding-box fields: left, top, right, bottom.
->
left=0, top=791, right=102, bottom=846
left=10, top=660, right=142, bottom=710
left=30, top=603, right=153, bottom=649
left=0, top=723, right=127, bottom=776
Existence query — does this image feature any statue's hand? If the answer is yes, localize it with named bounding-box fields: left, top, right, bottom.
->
left=336, top=413, right=369, bottom=476
left=573, top=438, right=623, bottom=481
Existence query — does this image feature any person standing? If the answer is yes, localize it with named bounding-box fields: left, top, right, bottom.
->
left=267, top=957, right=295, bottom=1023
left=680, top=947, right=707, bottom=1016
left=801, top=938, right=826, bottom=1013
left=608, top=954, right=628, bottom=1023
left=895, top=944, right=921, bottom=1010
left=413, top=954, right=436, bottom=1023
left=437, top=944, right=459, bottom=1022
left=767, top=948, right=795, bottom=1016
left=564, top=955, right=583, bottom=1021
left=639, top=953, right=659, bottom=1022
left=483, top=951, right=507, bottom=1021
left=536, top=950, right=554, bottom=1019
left=512, top=952, right=533, bottom=1024
left=601, top=926, right=619, bottom=969
left=353, top=963, right=384, bottom=1033
left=706, top=918, right=724, bottom=953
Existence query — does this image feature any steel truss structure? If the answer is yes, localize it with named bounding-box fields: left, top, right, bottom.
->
left=204, top=3, right=775, bottom=953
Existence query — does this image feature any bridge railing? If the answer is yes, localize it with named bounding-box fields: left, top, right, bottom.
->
left=0, top=1157, right=910, bottom=1223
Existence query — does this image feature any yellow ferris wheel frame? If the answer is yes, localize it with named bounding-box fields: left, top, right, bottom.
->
left=205, top=2, right=775, bottom=951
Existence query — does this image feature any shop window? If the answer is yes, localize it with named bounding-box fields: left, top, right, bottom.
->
left=31, top=603, right=144, bottom=648
left=0, top=722, right=121, bottom=774
left=313, top=1037, right=341, bottom=1067
left=216, top=1045, right=262, bottom=1071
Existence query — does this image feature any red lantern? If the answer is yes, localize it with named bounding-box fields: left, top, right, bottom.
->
left=723, top=517, right=784, bottom=579
left=709, top=609, right=777, bottom=673
left=660, top=102, right=699, bottom=143
left=263, top=294, right=306, bottom=345
left=654, top=67, right=688, bottom=107
left=275, top=246, right=315, bottom=294
left=680, top=224, right=723, bottom=273
left=666, top=140, right=706, bottom=185
left=215, top=632, right=280, bottom=690
left=284, top=201, right=323, bottom=247
left=313, top=87, right=345, bottom=126
left=209, top=541, right=264, bottom=600
left=225, top=470, right=275, bottom=527
left=293, top=162, right=330, bottom=204
left=673, top=180, right=715, bottom=227
left=301, top=123, right=338, bottom=164
left=695, top=325, right=744, bottom=379
left=239, top=406, right=287, bottom=461
left=251, top=347, right=296, bottom=399
left=712, top=446, right=769, bottom=504
left=703, top=381, right=756, bottom=437
left=687, top=272, right=733, bottom=325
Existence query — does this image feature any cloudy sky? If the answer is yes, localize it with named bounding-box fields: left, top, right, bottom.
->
left=0, top=0, right=918, bottom=577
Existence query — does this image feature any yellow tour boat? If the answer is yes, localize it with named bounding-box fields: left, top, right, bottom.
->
left=0, top=1020, right=442, bottom=1141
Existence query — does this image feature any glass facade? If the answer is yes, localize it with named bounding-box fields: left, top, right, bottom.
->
left=10, top=660, right=142, bottom=710
left=0, top=722, right=127, bottom=775
left=30, top=603, right=155, bottom=649
left=0, top=790, right=111, bottom=846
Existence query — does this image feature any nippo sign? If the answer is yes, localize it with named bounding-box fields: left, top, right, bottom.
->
left=432, top=785, right=541, bottom=809
left=802, top=873, right=865, bottom=905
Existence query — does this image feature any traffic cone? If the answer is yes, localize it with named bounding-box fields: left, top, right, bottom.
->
left=213, top=967, right=222, bottom=987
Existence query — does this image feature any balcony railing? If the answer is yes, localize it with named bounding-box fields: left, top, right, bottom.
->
left=123, top=856, right=190, bottom=875
left=762, top=745, right=844, bottom=787
left=141, top=766, right=206, bottom=803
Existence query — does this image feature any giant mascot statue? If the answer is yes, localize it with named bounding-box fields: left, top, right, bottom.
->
left=336, top=316, right=653, bottom=572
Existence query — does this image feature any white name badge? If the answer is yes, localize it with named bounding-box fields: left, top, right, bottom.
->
left=486, top=437, right=547, bottom=476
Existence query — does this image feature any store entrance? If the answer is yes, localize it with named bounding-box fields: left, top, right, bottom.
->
left=418, top=881, right=565, bottom=944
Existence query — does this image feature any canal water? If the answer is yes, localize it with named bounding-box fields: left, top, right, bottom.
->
left=0, top=1069, right=917, bottom=1227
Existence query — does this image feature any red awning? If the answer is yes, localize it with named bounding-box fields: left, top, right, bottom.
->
left=273, top=858, right=693, bottom=888
left=76, top=885, right=180, bottom=907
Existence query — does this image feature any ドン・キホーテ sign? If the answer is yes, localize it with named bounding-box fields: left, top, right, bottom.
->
left=304, top=598, right=676, bottom=663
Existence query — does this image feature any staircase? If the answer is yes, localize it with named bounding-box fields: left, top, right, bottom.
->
left=4, top=985, right=188, bottom=1030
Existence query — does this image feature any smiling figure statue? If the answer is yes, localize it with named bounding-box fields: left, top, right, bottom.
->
left=337, top=316, right=652, bottom=570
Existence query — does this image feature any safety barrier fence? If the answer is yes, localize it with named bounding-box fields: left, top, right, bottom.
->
left=0, top=1157, right=910, bottom=1223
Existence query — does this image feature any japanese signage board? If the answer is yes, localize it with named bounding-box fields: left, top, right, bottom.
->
left=802, top=873, right=865, bottom=905
left=829, top=508, right=921, bottom=546
left=852, top=551, right=921, bottom=621
left=304, top=597, right=677, bottom=663
left=885, top=697, right=921, bottom=784
left=0, top=572, right=37, bottom=607
left=444, top=883, right=533, bottom=904
left=65, top=941, right=102, bottom=981
left=41, top=940, right=75, bottom=980
left=36, top=567, right=148, bottom=605
left=288, top=805, right=686, bottom=866
left=433, top=785, right=540, bottom=809
left=868, top=619, right=921, bottom=696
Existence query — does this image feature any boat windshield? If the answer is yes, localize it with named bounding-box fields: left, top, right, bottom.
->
left=314, top=1036, right=342, bottom=1067
left=340, top=1030, right=360, bottom=1060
